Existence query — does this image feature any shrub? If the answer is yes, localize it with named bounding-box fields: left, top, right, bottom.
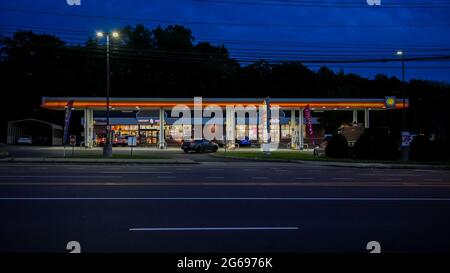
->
left=354, top=134, right=375, bottom=159
left=429, top=136, right=450, bottom=161
left=374, top=135, right=400, bottom=160
left=409, top=135, right=432, bottom=161
left=325, top=134, right=349, bottom=158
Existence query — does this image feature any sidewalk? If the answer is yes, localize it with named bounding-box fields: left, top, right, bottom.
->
left=0, top=157, right=198, bottom=164
left=211, top=154, right=450, bottom=170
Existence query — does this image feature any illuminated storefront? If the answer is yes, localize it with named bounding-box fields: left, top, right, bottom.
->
left=43, top=97, right=408, bottom=149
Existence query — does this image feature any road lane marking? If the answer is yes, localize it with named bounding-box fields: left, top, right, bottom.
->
left=157, top=176, right=176, bottom=179
left=0, top=175, right=122, bottom=178
left=296, top=177, right=313, bottom=180
left=0, top=182, right=448, bottom=187
left=251, top=177, right=269, bottom=179
left=332, top=177, right=354, bottom=180
left=382, top=178, right=403, bottom=181
left=205, top=177, right=225, bottom=179
left=100, top=171, right=171, bottom=174
left=2, top=197, right=450, bottom=201
left=384, top=174, right=422, bottom=177
left=129, top=227, right=299, bottom=231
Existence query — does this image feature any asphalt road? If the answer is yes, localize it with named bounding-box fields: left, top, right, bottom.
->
left=1, top=161, right=450, bottom=253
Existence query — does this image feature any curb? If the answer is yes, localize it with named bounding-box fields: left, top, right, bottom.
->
left=0, top=157, right=198, bottom=164
left=211, top=154, right=450, bottom=170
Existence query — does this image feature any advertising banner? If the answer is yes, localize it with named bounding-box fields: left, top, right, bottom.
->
left=261, top=97, right=271, bottom=143
left=63, top=100, right=74, bottom=144
left=304, top=104, right=314, bottom=145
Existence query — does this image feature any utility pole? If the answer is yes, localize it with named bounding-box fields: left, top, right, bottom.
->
left=397, top=50, right=409, bottom=161
left=97, top=31, right=119, bottom=157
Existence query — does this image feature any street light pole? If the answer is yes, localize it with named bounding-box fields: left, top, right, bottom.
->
left=401, top=52, right=406, bottom=131
left=397, top=50, right=409, bottom=160
left=97, top=31, right=119, bottom=158
left=104, top=33, right=112, bottom=157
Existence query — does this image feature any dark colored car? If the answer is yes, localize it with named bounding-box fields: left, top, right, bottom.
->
left=181, top=139, right=219, bottom=153
left=238, top=136, right=252, bottom=147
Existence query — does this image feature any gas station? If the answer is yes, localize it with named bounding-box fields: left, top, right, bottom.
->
left=41, top=97, right=408, bottom=149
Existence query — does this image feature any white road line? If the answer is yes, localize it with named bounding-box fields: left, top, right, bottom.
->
left=296, top=177, right=313, bottom=180
left=1, top=197, right=450, bottom=201
left=129, top=227, right=299, bottom=231
left=157, top=176, right=176, bottom=179
left=332, top=177, right=354, bottom=180
left=0, top=175, right=122, bottom=178
left=100, top=171, right=170, bottom=174
left=385, top=174, right=422, bottom=177
left=209, top=169, right=224, bottom=171
left=30, top=167, right=48, bottom=170
left=382, top=178, right=403, bottom=181
left=206, top=177, right=225, bottom=179
left=243, top=169, right=257, bottom=171
left=251, top=177, right=269, bottom=179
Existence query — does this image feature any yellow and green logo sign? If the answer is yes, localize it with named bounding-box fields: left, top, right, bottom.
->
left=385, top=96, right=396, bottom=109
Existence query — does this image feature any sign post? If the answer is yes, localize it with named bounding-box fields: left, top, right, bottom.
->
left=401, top=131, right=413, bottom=161
left=69, top=135, right=76, bottom=157
left=128, top=136, right=137, bottom=157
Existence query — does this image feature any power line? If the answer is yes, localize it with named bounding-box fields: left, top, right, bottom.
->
left=5, top=39, right=450, bottom=65
left=3, top=34, right=448, bottom=61
left=2, top=24, right=450, bottom=51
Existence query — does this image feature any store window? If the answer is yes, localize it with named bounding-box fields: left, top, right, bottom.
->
left=281, top=124, right=291, bottom=139
left=249, top=125, right=257, bottom=140
left=236, top=125, right=246, bottom=140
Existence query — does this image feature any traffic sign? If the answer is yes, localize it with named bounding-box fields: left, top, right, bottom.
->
left=401, top=132, right=414, bottom=147
left=69, top=135, right=76, bottom=146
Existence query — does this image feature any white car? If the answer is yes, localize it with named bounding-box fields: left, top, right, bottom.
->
left=17, top=135, right=32, bottom=145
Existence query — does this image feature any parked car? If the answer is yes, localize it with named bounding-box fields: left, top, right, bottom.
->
left=237, top=136, right=252, bottom=147
left=181, top=139, right=219, bottom=153
left=17, top=135, right=32, bottom=145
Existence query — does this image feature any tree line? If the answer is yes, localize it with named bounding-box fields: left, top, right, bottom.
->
left=0, top=24, right=449, bottom=142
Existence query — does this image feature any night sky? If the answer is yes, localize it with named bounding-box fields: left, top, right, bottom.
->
left=1, top=0, right=449, bottom=81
